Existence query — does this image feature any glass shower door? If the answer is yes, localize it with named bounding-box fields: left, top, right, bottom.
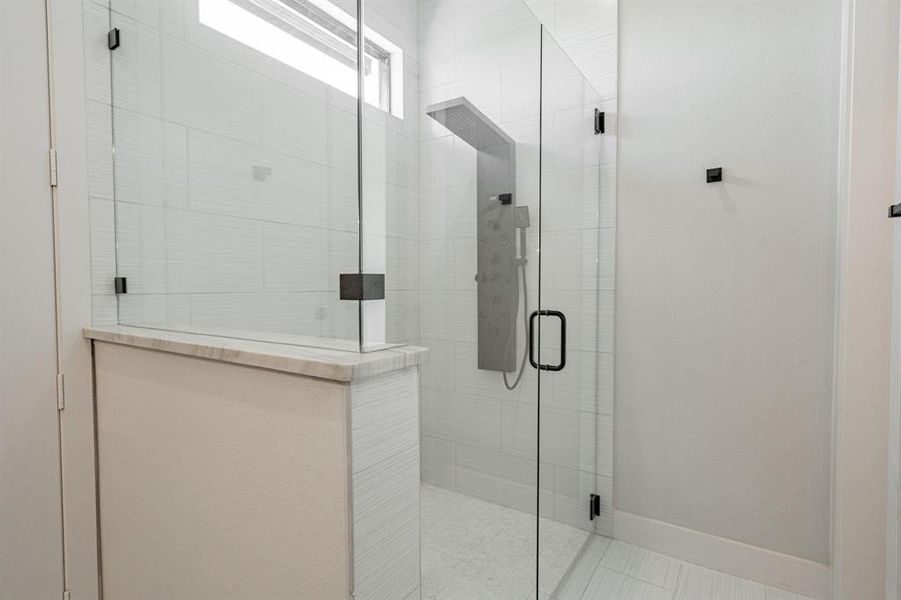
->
left=414, top=1, right=544, bottom=598
left=536, top=24, right=606, bottom=600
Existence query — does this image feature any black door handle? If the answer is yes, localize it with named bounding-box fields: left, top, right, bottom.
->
left=890, top=203, right=901, bottom=218
left=529, top=310, right=566, bottom=372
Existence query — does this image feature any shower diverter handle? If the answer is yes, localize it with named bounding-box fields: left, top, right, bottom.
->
left=528, top=310, right=566, bottom=372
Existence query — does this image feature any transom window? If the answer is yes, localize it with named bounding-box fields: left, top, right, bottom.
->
left=199, top=0, right=404, bottom=117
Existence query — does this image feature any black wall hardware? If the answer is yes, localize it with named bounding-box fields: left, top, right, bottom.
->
left=589, top=493, right=601, bottom=521
left=889, top=203, right=901, bottom=218
left=339, top=273, right=385, bottom=301
left=108, top=28, right=120, bottom=50
left=528, top=309, right=567, bottom=372
left=594, top=109, right=605, bottom=135
left=498, top=192, right=513, bottom=205
left=114, top=276, right=127, bottom=295
left=706, top=167, right=723, bottom=183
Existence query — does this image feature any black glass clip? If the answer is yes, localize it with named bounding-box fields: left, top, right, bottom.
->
left=594, top=109, right=605, bottom=135
left=108, top=28, right=120, bottom=50
left=339, top=273, right=385, bottom=301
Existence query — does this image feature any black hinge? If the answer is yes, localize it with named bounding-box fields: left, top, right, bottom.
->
left=594, top=109, right=605, bottom=135
left=114, top=276, right=127, bottom=294
left=889, top=203, right=901, bottom=218
left=589, top=493, right=601, bottom=521
left=108, top=28, right=120, bottom=50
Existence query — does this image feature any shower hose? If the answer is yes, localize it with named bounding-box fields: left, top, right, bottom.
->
left=503, top=262, right=529, bottom=391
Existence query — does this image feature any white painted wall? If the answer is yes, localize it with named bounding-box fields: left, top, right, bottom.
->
left=0, top=1, right=65, bottom=597
left=888, top=6, right=901, bottom=591
left=617, top=0, right=842, bottom=564
left=832, top=1, right=898, bottom=597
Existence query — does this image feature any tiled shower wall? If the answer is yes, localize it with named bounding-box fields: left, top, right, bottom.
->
left=84, top=0, right=420, bottom=345
left=417, top=0, right=617, bottom=535
left=84, top=0, right=616, bottom=535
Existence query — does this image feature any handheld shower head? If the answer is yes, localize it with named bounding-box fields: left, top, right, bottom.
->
left=513, top=205, right=530, bottom=229
left=512, top=205, right=530, bottom=266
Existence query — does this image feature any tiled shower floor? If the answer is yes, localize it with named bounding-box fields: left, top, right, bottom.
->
left=421, top=484, right=588, bottom=599
left=420, top=485, right=814, bottom=600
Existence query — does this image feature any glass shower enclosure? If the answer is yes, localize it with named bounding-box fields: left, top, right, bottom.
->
left=104, top=0, right=610, bottom=595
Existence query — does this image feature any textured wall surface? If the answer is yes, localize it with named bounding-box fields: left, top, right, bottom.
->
left=351, top=368, right=421, bottom=599
left=84, top=0, right=420, bottom=345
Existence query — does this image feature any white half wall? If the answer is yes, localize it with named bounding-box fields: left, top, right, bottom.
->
left=617, top=0, right=842, bottom=564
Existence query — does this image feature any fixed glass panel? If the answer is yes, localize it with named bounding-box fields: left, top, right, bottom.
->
left=415, top=0, right=542, bottom=597
left=108, top=0, right=360, bottom=349
left=536, top=24, right=605, bottom=599
left=358, top=0, right=413, bottom=351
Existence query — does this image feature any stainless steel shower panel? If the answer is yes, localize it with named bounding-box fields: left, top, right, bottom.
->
left=426, top=97, right=518, bottom=372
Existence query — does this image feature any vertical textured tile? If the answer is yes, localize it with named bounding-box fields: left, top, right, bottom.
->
left=260, top=79, right=328, bottom=166
left=188, top=292, right=323, bottom=337
left=83, top=1, right=112, bottom=105
left=262, top=223, right=329, bottom=292
left=164, top=209, right=263, bottom=294
left=160, top=38, right=261, bottom=143
left=113, top=110, right=187, bottom=208
left=92, top=295, right=119, bottom=327
left=421, top=435, right=455, bottom=488
left=596, top=414, right=613, bottom=477
left=115, top=202, right=166, bottom=295
left=110, top=16, right=162, bottom=118
left=554, top=535, right=611, bottom=600
left=351, top=368, right=420, bottom=600
left=600, top=540, right=683, bottom=590
left=86, top=100, right=114, bottom=200
left=582, top=567, right=673, bottom=600
left=188, top=130, right=321, bottom=225
left=674, top=564, right=767, bottom=600
left=90, top=198, right=116, bottom=295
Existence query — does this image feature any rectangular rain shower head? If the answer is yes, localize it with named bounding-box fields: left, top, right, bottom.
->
left=426, top=97, right=515, bottom=151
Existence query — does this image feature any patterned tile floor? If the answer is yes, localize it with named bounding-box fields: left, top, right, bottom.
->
left=421, top=485, right=815, bottom=600
left=421, top=484, right=588, bottom=599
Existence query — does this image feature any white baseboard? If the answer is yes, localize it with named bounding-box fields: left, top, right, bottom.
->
left=613, top=510, right=831, bottom=599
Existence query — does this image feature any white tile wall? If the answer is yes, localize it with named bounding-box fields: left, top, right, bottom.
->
left=85, top=0, right=420, bottom=342
left=351, top=368, right=421, bottom=600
